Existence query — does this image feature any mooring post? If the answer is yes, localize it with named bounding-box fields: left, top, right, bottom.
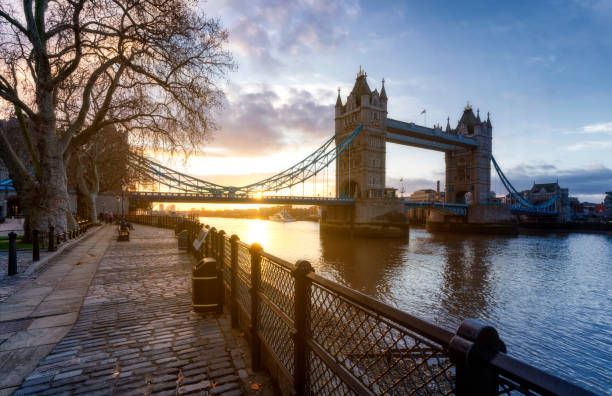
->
left=230, top=235, right=239, bottom=328
left=249, top=243, right=263, bottom=370
left=449, top=319, right=507, bottom=396
left=292, top=260, right=315, bottom=395
left=8, top=232, right=17, bottom=276
left=32, top=229, right=40, bottom=262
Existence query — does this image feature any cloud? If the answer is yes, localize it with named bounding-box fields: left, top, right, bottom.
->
left=495, top=162, right=612, bottom=196
left=211, top=85, right=334, bottom=156
left=229, top=17, right=282, bottom=71
left=567, top=140, right=612, bottom=151
left=563, top=122, right=612, bottom=135
left=582, top=122, right=612, bottom=134
left=222, top=0, right=359, bottom=68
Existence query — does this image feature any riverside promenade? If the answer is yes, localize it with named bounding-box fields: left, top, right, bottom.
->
left=1, top=224, right=270, bottom=395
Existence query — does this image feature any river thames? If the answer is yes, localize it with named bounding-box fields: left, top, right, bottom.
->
left=200, top=216, right=611, bottom=393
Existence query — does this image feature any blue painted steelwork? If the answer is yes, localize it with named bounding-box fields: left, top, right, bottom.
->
left=127, top=191, right=354, bottom=206
left=386, top=132, right=458, bottom=152
left=129, top=125, right=364, bottom=198
left=404, top=200, right=468, bottom=216
left=491, top=155, right=559, bottom=215
left=0, top=179, right=15, bottom=192
left=386, top=118, right=479, bottom=150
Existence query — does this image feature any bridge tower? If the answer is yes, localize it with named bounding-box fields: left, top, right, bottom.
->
left=321, top=69, right=408, bottom=237
left=444, top=105, right=492, bottom=204
left=334, top=68, right=388, bottom=199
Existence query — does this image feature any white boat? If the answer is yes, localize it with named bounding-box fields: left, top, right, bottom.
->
left=269, top=209, right=296, bottom=222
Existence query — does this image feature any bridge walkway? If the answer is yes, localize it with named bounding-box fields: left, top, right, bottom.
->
left=7, top=225, right=271, bottom=395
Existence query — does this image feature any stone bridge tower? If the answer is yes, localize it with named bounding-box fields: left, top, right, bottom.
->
left=334, top=69, right=388, bottom=199
left=444, top=105, right=492, bottom=204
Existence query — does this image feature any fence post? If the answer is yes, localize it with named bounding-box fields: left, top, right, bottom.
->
left=292, top=260, right=314, bottom=395
left=217, top=230, right=225, bottom=263
left=32, top=229, right=40, bottom=262
left=230, top=235, right=239, bottom=328
left=8, top=232, right=17, bottom=276
left=210, top=228, right=217, bottom=258
left=249, top=243, right=263, bottom=370
left=217, top=231, right=226, bottom=311
left=449, top=319, right=507, bottom=396
left=204, top=227, right=210, bottom=257
left=48, top=226, right=55, bottom=251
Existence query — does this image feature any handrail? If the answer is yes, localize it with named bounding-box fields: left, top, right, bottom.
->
left=307, top=271, right=455, bottom=348
left=128, top=214, right=597, bottom=396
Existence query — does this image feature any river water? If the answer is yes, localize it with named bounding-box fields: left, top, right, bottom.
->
left=199, top=217, right=611, bottom=394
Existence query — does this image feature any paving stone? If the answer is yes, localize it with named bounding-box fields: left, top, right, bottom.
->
left=210, top=382, right=240, bottom=394
left=14, top=225, right=266, bottom=395
left=53, top=369, right=82, bottom=380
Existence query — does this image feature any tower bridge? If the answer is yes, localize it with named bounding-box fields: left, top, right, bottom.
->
left=127, top=69, right=558, bottom=236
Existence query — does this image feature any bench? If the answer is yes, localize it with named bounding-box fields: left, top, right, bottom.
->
left=117, top=226, right=130, bottom=241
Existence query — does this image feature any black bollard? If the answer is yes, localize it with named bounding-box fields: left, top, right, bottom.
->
left=32, top=229, right=40, bottom=262
left=48, top=226, right=55, bottom=251
left=8, top=232, right=17, bottom=275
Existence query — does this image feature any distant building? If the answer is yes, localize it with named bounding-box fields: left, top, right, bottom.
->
left=505, top=182, right=571, bottom=222
left=409, top=189, right=444, bottom=202
left=527, top=182, right=570, bottom=221
left=410, top=189, right=435, bottom=201
left=605, top=191, right=612, bottom=219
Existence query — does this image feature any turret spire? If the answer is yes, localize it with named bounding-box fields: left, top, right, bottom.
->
left=486, top=111, right=492, bottom=128
left=476, top=108, right=481, bottom=122
left=445, top=116, right=451, bottom=133
left=380, top=78, right=387, bottom=100
left=335, top=87, right=343, bottom=107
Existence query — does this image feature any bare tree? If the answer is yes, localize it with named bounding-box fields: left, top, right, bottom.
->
left=68, top=124, right=129, bottom=222
left=0, top=0, right=233, bottom=232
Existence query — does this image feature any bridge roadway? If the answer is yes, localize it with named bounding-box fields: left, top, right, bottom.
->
left=130, top=192, right=473, bottom=215
left=386, top=118, right=479, bottom=152
left=128, top=191, right=355, bottom=205
left=404, top=200, right=468, bottom=216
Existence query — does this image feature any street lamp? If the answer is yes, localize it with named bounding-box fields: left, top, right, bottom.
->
left=121, top=180, right=126, bottom=220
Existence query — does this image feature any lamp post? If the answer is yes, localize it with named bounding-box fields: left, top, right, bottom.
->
left=121, top=180, right=126, bottom=220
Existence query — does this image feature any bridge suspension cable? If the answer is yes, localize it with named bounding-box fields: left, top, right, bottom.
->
left=491, top=155, right=559, bottom=214
left=129, top=125, right=363, bottom=197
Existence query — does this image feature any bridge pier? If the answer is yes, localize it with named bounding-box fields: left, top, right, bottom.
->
left=321, top=198, right=409, bottom=237
left=426, top=204, right=518, bottom=234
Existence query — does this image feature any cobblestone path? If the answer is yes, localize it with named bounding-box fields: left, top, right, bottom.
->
left=16, top=225, right=248, bottom=395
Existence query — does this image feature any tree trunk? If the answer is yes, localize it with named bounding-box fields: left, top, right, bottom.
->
left=20, top=171, right=73, bottom=233
left=86, top=192, right=97, bottom=223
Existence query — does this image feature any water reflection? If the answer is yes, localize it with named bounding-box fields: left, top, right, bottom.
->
left=200, top=217, right=611, bottom=393
left=436, top=237, right=499, bottom=327
left=318, top=233, right=406, bottom=299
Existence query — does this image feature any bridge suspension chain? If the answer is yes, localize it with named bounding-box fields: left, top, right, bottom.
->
left=129, top=125, right=363, bottom=197
left=491, top=155, right=559, bottom=213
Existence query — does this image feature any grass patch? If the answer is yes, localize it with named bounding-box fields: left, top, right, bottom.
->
left=0, top=234, right=23, bottom=240
left=0, top=240, right=33, bottom=250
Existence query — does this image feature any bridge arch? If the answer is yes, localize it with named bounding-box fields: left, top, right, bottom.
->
left=452, top=190, right=469, bottom=204
left=341, top=179, right=361, bottom=199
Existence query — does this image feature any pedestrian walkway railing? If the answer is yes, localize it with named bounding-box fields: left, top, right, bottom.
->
left=127, top=214, right=595, bottom=396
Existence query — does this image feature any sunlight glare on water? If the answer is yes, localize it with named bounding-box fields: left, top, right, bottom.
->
left=200, top=216, right=612, bottom=394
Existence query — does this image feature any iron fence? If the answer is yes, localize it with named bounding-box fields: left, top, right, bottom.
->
left=128, top=215, right=595, bottom=396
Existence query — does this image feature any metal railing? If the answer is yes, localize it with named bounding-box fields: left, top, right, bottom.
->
left=128, top=215, right=595, bottom=396
left=5, top=219, right=93, bottom=276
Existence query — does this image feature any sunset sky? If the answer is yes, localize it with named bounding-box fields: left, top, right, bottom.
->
left=169, top=0, right=612, bottom=205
